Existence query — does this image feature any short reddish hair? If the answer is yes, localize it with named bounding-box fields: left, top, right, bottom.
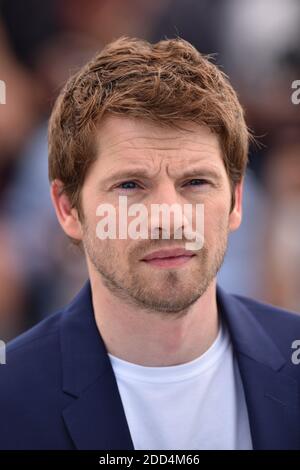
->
left=48, top=36, right=249, bottom=216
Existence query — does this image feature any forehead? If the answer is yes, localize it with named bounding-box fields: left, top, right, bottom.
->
left=94, top=115, right=225, bottom=174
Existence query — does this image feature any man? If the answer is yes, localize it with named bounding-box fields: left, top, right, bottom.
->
left=0, top=37, right=299, bottom=450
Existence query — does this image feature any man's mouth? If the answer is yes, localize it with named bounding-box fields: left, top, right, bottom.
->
left=141, top=248, right=195, bottom=268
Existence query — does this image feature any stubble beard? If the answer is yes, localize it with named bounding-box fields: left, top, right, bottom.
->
left=82, top=221, right=228, bottom=318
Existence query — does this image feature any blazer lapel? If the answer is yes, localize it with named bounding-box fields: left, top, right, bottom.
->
left=60, top=281, right=134, bottom=450
left=217, top=286, right=300, bottom=450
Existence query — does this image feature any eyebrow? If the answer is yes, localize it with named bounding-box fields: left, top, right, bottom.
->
left=101, top=167, right=223, bottom=185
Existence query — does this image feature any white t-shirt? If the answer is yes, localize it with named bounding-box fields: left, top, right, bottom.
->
left=107, top=320, right=253, bottom=450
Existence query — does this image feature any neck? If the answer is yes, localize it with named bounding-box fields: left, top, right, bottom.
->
left=89, top=273, right=219, bottom=367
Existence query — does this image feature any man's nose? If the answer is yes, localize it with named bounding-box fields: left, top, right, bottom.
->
left=147, top=182, right=186, bottom=239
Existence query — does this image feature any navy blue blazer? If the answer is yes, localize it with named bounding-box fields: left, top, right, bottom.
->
left=0, top=281, right=300, bottom=450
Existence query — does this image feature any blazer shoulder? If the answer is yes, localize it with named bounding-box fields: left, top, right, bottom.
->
left=232, top=293, right=300, bottom=354
left=0, top=309, right=63, bottom=394
left=233, top=293, right=300, bottom=325
left=6, top=308, right=62, bottom=356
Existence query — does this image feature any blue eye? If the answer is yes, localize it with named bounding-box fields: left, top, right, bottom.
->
left=118, top=181, right=140, bottom=190
left=186, top=179, right=209, bottom=186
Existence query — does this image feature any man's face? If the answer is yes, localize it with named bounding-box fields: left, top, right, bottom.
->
left=77, top=115, right=242, bottom=315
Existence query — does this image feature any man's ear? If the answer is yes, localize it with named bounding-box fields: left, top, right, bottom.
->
left=50, top=180, right=83, bottom=241
left=229, top=178, right=244, bottom=232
